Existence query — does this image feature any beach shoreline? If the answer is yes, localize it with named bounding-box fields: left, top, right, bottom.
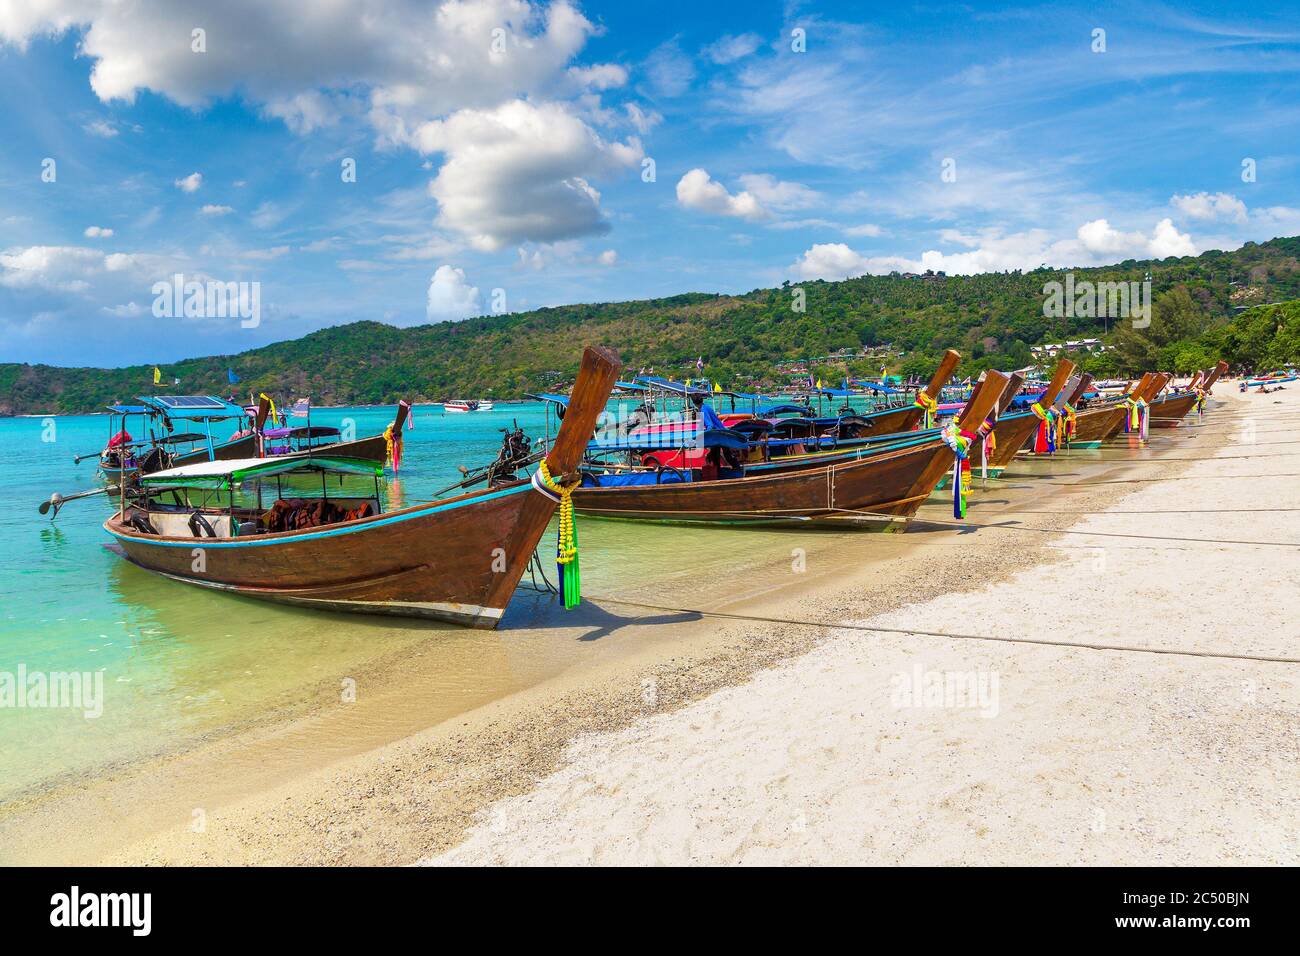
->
left=2, top=386, right=1294, bottom=865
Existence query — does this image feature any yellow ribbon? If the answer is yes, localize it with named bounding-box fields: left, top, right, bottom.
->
left=259, top=392, right=278, bottom=426
left=535, top=460, right=581, bottom=608
left=913, top=392, right=938, bottom=428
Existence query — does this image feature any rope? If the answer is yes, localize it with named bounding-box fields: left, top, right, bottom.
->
left=588, top=597, right=1300, bottom=665
left=822, top=506, right=1300, bottom=549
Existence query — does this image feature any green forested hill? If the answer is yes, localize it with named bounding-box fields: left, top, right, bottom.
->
left=4, top=236, right=1299, bottom=414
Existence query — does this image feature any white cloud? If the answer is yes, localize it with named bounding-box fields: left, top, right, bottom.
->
left=412, top=100, right=642, bottom=250
left=1147, top=217, right=1198, bottom=257
left=4, top=1, right=599, bottom=117
left=200, top=204, right=234, bottom=216
left=239, top=245, right=291, bottom=260
left=792, top=218, right=1200, bottom=280
left=0, top=244, right=173, bottom=294
left=567, top=63, right=626, bottom=91
left=642, top=40, right=695, bottom=97
left=704, top=33, right=763, bottom=65
left=676, top=169, right=765, bottom=221
left=174, top=172, right=202, bottom=193
left=83, top=226, right=114, bottom=238
left=3, top=1, right=642, bottom=258
left=101, top=301, right=143, bottom=316
left=598, top=249, right=617, bottom=266
left=426, top=265, right=482, bottom=321
left=83, top=119, right=118, bottom=137
left=1170, top=191, right=1249, bottom=224
left=624, top=103, right=662, bottom=134
left=844, top=223, right=883, bottom=237
left=736, top=173, right=820, bottom=212
left=250, top=201, right=287, bottom=229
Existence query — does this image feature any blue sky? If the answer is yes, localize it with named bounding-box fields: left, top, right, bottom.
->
left=2, top=0, right=1299, bottom=366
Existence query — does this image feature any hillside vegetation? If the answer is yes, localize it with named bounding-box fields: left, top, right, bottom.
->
left=3, top=236, right=1299, bottom=415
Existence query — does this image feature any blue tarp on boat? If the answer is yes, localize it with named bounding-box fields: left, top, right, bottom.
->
left=581, top=470, right=689, bottom=487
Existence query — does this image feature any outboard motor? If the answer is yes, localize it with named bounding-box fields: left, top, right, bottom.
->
left=487, top=422, right=534, bottom=486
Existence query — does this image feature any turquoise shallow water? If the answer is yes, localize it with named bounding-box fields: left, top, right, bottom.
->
left=0, top=401, right=590, bottom=800
left=0, top=394, right=918, bottom=810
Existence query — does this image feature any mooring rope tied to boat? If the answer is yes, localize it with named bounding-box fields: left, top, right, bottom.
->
left=983, top=471, right=1300, bottom=487
left=828, top=507, right=1300, bottom=548
left=588, top=597, right=1300, bottom=665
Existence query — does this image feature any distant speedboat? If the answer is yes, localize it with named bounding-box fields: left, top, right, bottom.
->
left=443, top=399, right=494, bottom=413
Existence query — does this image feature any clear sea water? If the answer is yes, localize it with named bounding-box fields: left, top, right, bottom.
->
left=1, top=398, right=875, bottom=811
left=0, top=401, right=588, bottom=800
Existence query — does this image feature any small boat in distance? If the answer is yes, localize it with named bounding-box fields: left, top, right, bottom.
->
left=443, top=399, right=495, bottom=413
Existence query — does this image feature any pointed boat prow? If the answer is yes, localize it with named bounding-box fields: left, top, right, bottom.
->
left=1039, top=359, right=1077, bottom=407
left=923, top=349, right=962, bottom=402
left=544, top=346, right=622, bottom=476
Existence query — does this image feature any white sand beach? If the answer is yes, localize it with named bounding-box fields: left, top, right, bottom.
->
left=428, top=387, right=1300, bottom=865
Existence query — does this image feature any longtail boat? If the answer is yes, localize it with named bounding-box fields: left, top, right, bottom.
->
left=90, top=394, right=409, bottom=478
left=102, top=346, right=622, bottom=628
left=855, top=349, right=961, bottom=435
left=990, top=359, right=1078, bottom=462
left=1070, top=372, right=1162, bottom=447
left=570, top=371, right=1009, bottom=528
left=1148, top=361, right=1228, bottom=426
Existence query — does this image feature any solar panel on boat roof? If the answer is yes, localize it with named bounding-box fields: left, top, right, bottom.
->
left=151, top=395, right=227, bottom=408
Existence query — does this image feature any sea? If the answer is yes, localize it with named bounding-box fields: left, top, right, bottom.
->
left=0, top=399, right=848, bottom=807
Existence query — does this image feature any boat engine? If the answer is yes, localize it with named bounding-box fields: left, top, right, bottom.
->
left=487, top=422, right=535, bottom=486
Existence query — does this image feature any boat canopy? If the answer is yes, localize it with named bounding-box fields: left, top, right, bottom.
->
left=589, top=427, right=749, bottom=451
left=759, top=404, right=812, bottom=417
left=815, top=387, right=858, bottom=398
left=850, top=381, right=906, bottom=394
left=137, top=395, right=248, bottom=421
left=525, top=393, right=570, bottom=407
left=613, top=381, right=649, bottom=392
left=106, top=404, right=150, bottom=415
left=635, top=376, right=711, bottom=396
left=140, top=455, right=383, bottom=488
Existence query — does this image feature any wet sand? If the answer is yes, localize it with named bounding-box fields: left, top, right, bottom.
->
left=4, top=388, right=1294, bottom=864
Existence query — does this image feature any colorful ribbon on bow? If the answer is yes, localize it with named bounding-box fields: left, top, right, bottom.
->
left=1030, top=402, right=1057, bottom=454
left=913, top=392, right=938, bottom=429
left=383, top=422, right=402, bottom=472
left=1060, top=403, right=1077, bottom=444
left=1121, top=396, right=1148, bottom=440
left=1193, top=387, right=1206, bottom=417
left=532, top=460, right=581, bottom=609
left=942, top=420, right=992, bottom=518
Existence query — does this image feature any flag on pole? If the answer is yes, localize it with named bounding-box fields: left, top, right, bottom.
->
left=227, top=368, right=240, bottom=385
left=713, top=382, right=722, bottom=393
left=153, top=366, right=161, bottom=385
left=696, top=356, right=704, bottom=372
left=290, top=398, right=310, bottom=418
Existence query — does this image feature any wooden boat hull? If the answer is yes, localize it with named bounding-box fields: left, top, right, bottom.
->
left=105, top=481, right=552, bottom=628
left=1147, top=392, right=1198, bottom=426
left=574, top=435, right=958, bottom=528
left=1070, top=403, right=1129, bottom=447
left=985, top=411, right=1043, bottom=469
